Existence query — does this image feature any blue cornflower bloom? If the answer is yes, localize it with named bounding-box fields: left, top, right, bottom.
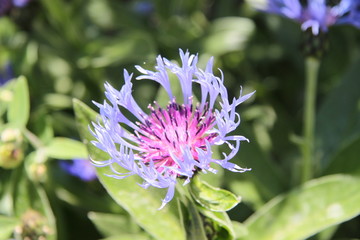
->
left=265, top=0, right=360, bottom=35
left=60, top=159, right=97, bottom=182
left=91, top=50, right=255, bottom=209
left=0, top=62, right=14, bottom=86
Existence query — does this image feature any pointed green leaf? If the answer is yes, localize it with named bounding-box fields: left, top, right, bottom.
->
left=316, top=57, right=360, bottom=169
left=45, top=137, right=88, bottom=160
left=241, top=174, right=360, bottom=240
left=0, top=215, right=19, bottom=240
left=73, top=99, right=185, bottom=240
left=199, top=208, right=237, bottom=240
left=178, top=199, right=207, bottom=240
left=100, top=234, right=150, bottom=240
left=323, top=137, right=360, bottom=176
left=232, top=221, right=248, bottom=239
left=7, top=76, right=30, bottom=128
left=189, top=175, right=240, bottom=212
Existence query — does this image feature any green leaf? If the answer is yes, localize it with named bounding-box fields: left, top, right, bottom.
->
left=229, top=180, right=265, bottom=210
left=323, top=137, right=360, bottom=176
left=45, top=137, right=88, bottom=160
left=189, top=175, right=241, bottom=212
left=316, top=57, right=360, bottom=169
left=88, top=212, right=141, bottom=237
left=232, top=122, right=287, bottom=202
left=202, top=17, right=255, bottom=56
left=7, top=76, right=30, bottom=128
left=0, top=215, right=19, bottom=240
left=12, top=167, right=57, bottom=240
left=100, top=234, right=151, bottom=240
left=199, top=208, right=237, bottom=240
left=232, top=221, right=248, bottom=239
left=73, top=99, right=185, bottom=240
left=241, top=174, right=360, bottom=240
left=177, top=199, right=207, bottom=240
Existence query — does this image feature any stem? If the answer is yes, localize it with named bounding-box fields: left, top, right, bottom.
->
left=301, top=57, right=320, bottom=183
left=23, top=128, right=44, bottom=149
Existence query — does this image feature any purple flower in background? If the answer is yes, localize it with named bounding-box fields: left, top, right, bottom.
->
left=265, top=0, right=360, bottom=35
left=0, top=0, right=12, bottom=15
left=0, top=0, right=31, bottom=15
left=60, top=159, right=97, bottom=182
left=12, top=0, right=30, bottom=7
left=132, top=1, right=154, bottom=15
left=91, top=50, right=254, bottom=209
left=0, top=62, right=14, bottom=86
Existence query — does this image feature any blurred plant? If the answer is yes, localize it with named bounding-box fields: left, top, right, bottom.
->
left=0, top=128, right=24, bottom=169
left=132, top=1, right=154, bottom=16
left=0, top=76, right=96, bottom=239
left=60, top=158, right=97, bottom=182
left=1, top=0, right=360, bottom=239
left=13, top=209, right=52, bottom=240
left=0, top=0, right=31, bottom=15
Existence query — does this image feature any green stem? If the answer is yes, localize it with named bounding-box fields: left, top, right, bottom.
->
left=301, top=57, right=320, bottom=183
left=23, top=128, right=44, bottom=149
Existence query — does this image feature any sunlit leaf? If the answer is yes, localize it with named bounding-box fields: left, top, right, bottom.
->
left=0, top=215, right=19, bottom=240
left=189, top=175, right=240, bottom=212
left=7, top=76, right=30, bottom=128
left=241, top=174, right=360, bottom=240
left=45, top=137, right=88, bottom=160
left=100, top=234, right=150, bottom=240
left=88, top=212, right=141, bottom=237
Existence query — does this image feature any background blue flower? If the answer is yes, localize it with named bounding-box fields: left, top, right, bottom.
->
left=60, top=159, right=97, bottom=182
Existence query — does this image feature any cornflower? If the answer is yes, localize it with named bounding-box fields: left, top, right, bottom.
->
left=60, top=158, right=97, bottom=182
left=91, top=50, right=255, bottom=209
left=265, top=0, right=360, bottom=35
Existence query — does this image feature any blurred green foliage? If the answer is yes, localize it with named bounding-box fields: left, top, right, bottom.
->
left=1, top=0, right=360, bottom=240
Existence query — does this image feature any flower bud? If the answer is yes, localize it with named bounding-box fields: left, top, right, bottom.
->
left=0, top=143, right=24, bottom=169
left=28, top=162, right=48, bottom=183
left=1, top=128, right=23, bottom=143
left=14, top=209, right=52, bottom=240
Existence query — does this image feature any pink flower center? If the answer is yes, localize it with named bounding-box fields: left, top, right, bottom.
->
left=135, top=99, right=217, bottom=174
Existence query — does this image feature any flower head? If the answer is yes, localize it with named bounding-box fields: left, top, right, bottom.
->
left=60, top=159, right=97, bottom=182
left=91, top=50, right=255, bottom=209
left=264, top=0, right=360, bottom=35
